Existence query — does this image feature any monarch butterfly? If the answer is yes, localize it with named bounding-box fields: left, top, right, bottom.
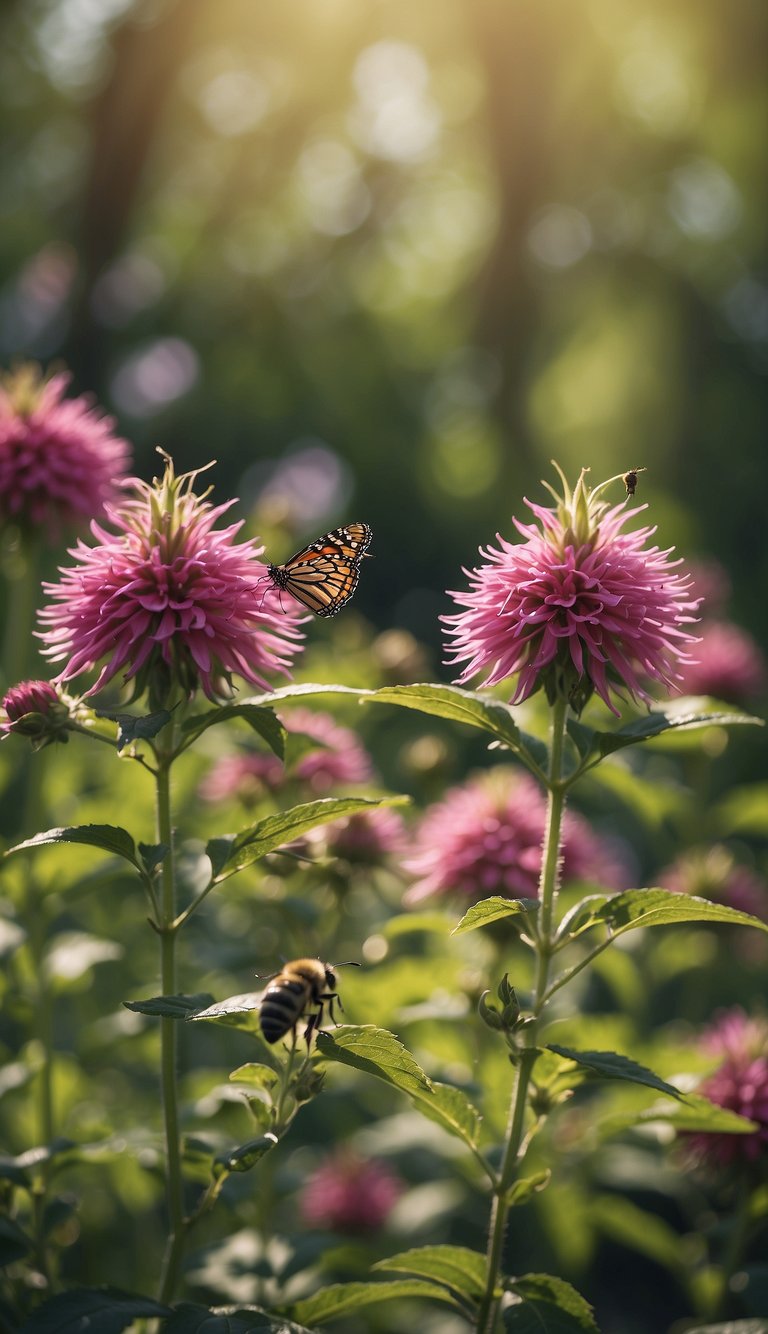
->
left=265, top=522, right=372, bottom=617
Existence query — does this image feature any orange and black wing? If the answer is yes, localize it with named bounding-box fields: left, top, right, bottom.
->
left=268, top=522, right=372, bottom=617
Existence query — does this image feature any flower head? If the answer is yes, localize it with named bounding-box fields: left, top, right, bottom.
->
left=300, top=1152, right=403, bottom=1232
left=38, top=456, right=305, bottom=705
left=404, top=767, right=628, bottom=905
left=0, top=364, right=131, bottom=538
left=1, top=679, right=70, bottom=747
left=199, top=707, right=373, bottom=805
left=684, top=1009, right=768, bottom=1170
left=677, top=621, right=766, bottom=703
left=659, top=846, right=768, bottom=921
left=443, top=465, right=699, bottom=715
left=314, top=806, right=406, bottom=864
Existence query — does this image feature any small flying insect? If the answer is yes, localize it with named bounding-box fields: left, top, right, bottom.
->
left=623, top=467, right=647, bottom=498
left=258, top=958, right=358, bottom=1045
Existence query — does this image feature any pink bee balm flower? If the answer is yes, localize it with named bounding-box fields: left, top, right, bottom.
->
left=0, top=364, right=131, bottom=537
left=1, top=679, right=70, bottom=746
left=404, top=768, right=628, bottom=905
left=684, top=1009, right=768, bottom=1169
left=307, top=805, right=406, bottom=864
left=677, top=621, right=766, bottom=703
left=300, top=1152, right=403, bottom=1233
left=199, top=707, right=373, bottom=804
left=38, top=457, right=305, bottom=704
left=443, top=465, right=699, bottom=716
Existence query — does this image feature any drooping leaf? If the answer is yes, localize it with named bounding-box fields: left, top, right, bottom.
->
left=293, top=1279, right=466, bottom=1325
left=374, top=1245, right=486, bottom=1300
left=366, top=683, right=548, bottom=772
left=315, top=1025, right=433, bottom=1099
left=20, top=1288, right=171, bottom=1334
left=214, top=1134, right=278, bottom=1175
left=504, top=1273, right=598, bottom=1332
left=567, top=706, right=762, bottom=766
left=452, top=896, right=540, bottom=936
left=6, top=824, right=141, bottom=870
left=593, top=888, right=768, bottom=936
left=410, top=1082, right=483, bottom=1152
left=546, top=1046, right=685, bottom=1100
left=207, top=795, right=407, bottom=881
left=95, top=707, right=172, bottom=750
left=181, top=703, right=286, bottom=758
left=163, top=1304, right=315, bottom=1333
left=123, top=994, right=214, bottom=1020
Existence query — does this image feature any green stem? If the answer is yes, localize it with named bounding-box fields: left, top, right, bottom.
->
left=1, top=530, right=42, bottom=688
left=711, top=1174, right=753, bottom=1320
left=154, top=731, right=186, bottom=1305
left=476, top=695, right=569, bottom=1334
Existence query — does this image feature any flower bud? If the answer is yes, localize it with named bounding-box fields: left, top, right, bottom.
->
left=1, top=680, right=70, bottom=748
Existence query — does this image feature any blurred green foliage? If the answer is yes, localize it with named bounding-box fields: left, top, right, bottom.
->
left=1, top=0, right=766, bottom=645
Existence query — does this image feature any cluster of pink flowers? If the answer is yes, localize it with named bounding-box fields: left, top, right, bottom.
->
left=659, top=846, right=768, bottom=921
left=674, top=558, right=766, bottom=703
left=443, top=467, right=699, bottom=716
left=685, top=1009, right=768, bottom=1170
left=404, top=768, right=628, bottom=904
left=300, top=1152, right=403, bottom=1232
left=38, top=458, right=306, bottom=703
left=0, top=364, right=131, bottom=537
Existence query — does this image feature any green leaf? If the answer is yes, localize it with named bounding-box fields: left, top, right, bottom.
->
left=452, top=896, right=540, bottom=936
left=505, top=1171, right=551, bottom=1207
left=242, top=682, right=371, bottom=706
left=96, top=707, right=172, bottom=750
left=182, top=703, right=286, bottom=758
left=593, top=888, right=768, bottom=936
left=0, top=1215, right=33, bottom=1264
left=20, top=1288, right=171, bottom=1334
left=138, top=841, right=168, bottom=876
left=716, top=783, right=768, bottom=836
left=374, top=1245, right=486, bottom=1300
left=229, top=1063, right=280, bottom=1093
left=188, top=993, right=270, bottom=1042
left=366, top=683, right=548, bottom=771
left=315, top=1025, right=433, bottom=1099
left=293, top=1279, right=466, bottom=1325
left=568, top=705, right=763, bottom=766
left=207, top=795, right=407, bottom=881
left=410, top=1082, right=483, bottom=1151
left=6, top=824, right=141, bottom=870
left=163, top=1305, right=315, bottom=1333
left=599, top=1091, right=757, bottom=1138
left=504, top=1273, right=598, bottom=1332
left=214, top=1134, right=278, bottom=1175
left=123, top=994, right=214, bottom=1019
left=589, top=1195, right=684, bottom=1273
left=546, top=1045, right=685, bottom=1100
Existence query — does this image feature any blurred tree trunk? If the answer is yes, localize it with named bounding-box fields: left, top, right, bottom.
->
left=466, top=0, right=557, bottom=486
left=68, top=0, right=203, bottom=390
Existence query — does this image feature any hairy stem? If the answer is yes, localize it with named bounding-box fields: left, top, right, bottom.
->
left=154, top=729, right=185, bottom=1304
left=476, top=695, right=568, bottom=1334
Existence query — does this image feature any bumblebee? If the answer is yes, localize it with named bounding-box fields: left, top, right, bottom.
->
left=623, top=466, right=646, bottom=497
left=259, top=958, right=346, bottom=1045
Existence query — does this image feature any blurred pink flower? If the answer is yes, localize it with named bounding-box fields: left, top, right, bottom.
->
left=677, top=621, right=766, bottom=703
left=199, top=707, right=372, bottom=804
left=300, top=1152, right=403, bottom=1232
left=39, top=458, right=305, bottom=704
left=685, top=1009, right=768, bottom=1169
left=687, top=559, right=732, bottom=617
left=404, top=768, right=628, bottom=905
left=444, top=467, right=699, bottom=715
left=0, top=364, right=131, bottom=537
left=659, top=846, right=768, bottom=921
left=317, top=806, right=406, bottom=863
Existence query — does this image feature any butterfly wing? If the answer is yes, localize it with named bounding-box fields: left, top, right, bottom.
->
left=268, top=523, right=372, bottom=617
